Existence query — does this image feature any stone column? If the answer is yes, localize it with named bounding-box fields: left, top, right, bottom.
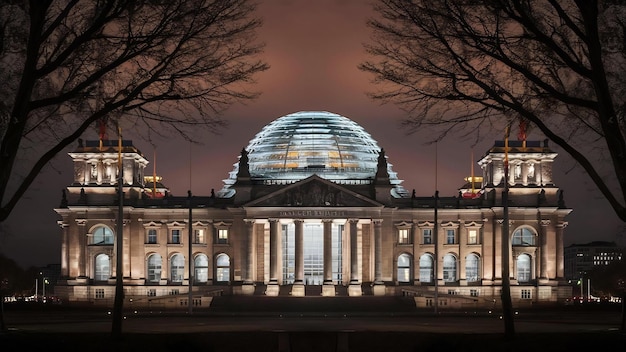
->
left=540, top=219, right=550, bottom=280
left=372, top=219, right=385, bottom=296
left=58, top=221, right=69, bottom=277
left=122, top=219, right=130, bottom=278
left=348, top=219, right=362, bottom=296
left=242, top=219, right=255, bottom=295
left=521, top=162, right=528, bottom=186
left=322, top=219, right=335, bottom=296
left=76, top=219, right=87, bottom=279
left=291, top=219, right=305, bottom=296
left=266, top=219, right=280, bottom=296
left=494, top=219, right=503, bottom=282
left=556, top=222, right=567, bottom=278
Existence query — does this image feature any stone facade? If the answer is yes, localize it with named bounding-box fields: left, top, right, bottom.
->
left=54, top=116, right=571, bottom=308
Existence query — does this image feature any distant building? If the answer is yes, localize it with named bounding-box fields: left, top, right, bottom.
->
left=54, top=111, right=572, bottom=308
left=564, top=241, right=624, bottom=280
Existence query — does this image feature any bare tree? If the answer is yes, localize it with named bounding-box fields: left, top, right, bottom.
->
left=0, top=0, right=268, bottom=224
left=360, top=0, right=626, bottom=336
left=0, top=0, right=267, bottom=337
left=361, top=0, right=625, bottom=220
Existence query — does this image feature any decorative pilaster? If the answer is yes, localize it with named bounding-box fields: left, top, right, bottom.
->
left=372, top=219, right=385, bottom=296
left=75, top=219, right=87, bottom=278
left=266, top=219, right=280, bottom=296
left=58, top=221, right=70, bottom=277
left=556, top=221, right=568, bottom=278
left=242, top=219, right=256, bottom=295
left=348, top=219, right=362, bottom=296
left=322, top=219, right=335, bottom=296
left=540, top=219, right=550, bottom=280
left=291, top=219, right=305, bottom=296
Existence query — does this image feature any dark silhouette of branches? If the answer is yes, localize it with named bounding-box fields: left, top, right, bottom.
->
left=361, top=0, right=626, bottom=222
left=0, top=0, right=268, bottom=223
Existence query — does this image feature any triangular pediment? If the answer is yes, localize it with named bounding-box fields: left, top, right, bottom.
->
left=244, top=175, right=383, bottom=207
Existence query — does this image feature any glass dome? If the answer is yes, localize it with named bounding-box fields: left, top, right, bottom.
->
left=219, top=111, right=407, bottom=197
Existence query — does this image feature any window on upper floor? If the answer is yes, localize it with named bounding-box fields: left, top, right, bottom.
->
left=422, top=229, right=432, bottom=244
left=194, top=229, right=205, bottom=244
left=216, top=229, right=228, bottom=244
left=398, top=228, right=410, bottom=245
left=91, top=226, right=114, bottom=245
left=512, top=228, right=536, bottom=246
left=146, top=229, right=158, bottom=244
left=467, top=229, right=480, bottom=245
left=446, top=229, right=456, bottom=244
left=171, top=229, right=181, bottom=244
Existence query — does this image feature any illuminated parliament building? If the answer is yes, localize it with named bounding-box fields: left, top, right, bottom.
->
left=54, top=111, right=572, bottom=307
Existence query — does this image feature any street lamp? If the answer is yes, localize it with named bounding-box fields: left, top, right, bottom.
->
left=42, top=277, right=49, bottom=302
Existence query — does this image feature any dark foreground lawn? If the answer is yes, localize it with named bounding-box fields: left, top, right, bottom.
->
left=2, top=331, right=625, bottom=352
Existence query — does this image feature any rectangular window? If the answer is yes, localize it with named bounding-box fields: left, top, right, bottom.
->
left=217, top=229, right=228, bottom=244
left=147, top=229, right=157, bottom=244
left=470, top=289, right=479, bottom=297
left=170, top=289, right=180, bottom=295
left=171, top=229, right=181, bottom=244
left=446, top=229, right=455, bottom=244
left=147, top=289, right=156, bottom=297
left=468, top=229, right=478, bottom=244
left=95, top=289, right=105, bottom=299
left=398, top=229, right=410, bottom=244
left=521, top=289, right=532, bottom=299
left=194, top=229, right=204, bottom=244
left=422, top=229, right=432, bottom=244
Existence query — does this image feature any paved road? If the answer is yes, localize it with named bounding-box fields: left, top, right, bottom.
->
left=2, top=300, right=625, bottom=352
left=4, top=304, right=623, bottom=334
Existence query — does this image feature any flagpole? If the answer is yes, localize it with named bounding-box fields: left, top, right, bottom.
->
left=112, top=124, right=124, bottom=338
left=152, top=147, right=157, bottom=197
left=188, top=141, right=193, bottom=314
left=502, top=124, right=515, bottom=337
left=434, top=141, right=439, bottom=314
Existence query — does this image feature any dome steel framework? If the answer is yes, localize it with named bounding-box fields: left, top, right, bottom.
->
left=220, top=111, right=407, bottom=197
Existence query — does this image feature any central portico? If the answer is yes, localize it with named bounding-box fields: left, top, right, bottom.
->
left=239, top=175, right=388, bottom=296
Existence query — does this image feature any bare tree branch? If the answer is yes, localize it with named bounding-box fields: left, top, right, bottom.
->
left=360, top=0, right=626, bottom=222
left=0, top=0, right=268, bottom=222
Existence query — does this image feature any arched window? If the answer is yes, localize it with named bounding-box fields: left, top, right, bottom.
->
left=147, top=254, right=162, bottom=284
left=215, top=253, right=230, bottom=283
left=397, top=253, right=412, bottom=283
left=443, top=254, right=457, bottom=282
left=465, top=254, right=480, bottom=283
left=94, top=254, right=110, bottom=281
left=512, top=227, right=536, bottom=246
left=195, top=254, right=209, bottom=283
left=419, top=254, right=434, bottom=283
left=92, top=226, right=113, bottom=245
left=517, top=254, right=532, bottom=283
left=170, top=254, right=185, bottom=283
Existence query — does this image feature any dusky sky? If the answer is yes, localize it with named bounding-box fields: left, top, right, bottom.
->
left=1, top=0, right=623, bottom=269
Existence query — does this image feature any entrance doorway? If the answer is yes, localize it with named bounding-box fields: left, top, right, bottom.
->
left=281, top=221, right=343, bottom=285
